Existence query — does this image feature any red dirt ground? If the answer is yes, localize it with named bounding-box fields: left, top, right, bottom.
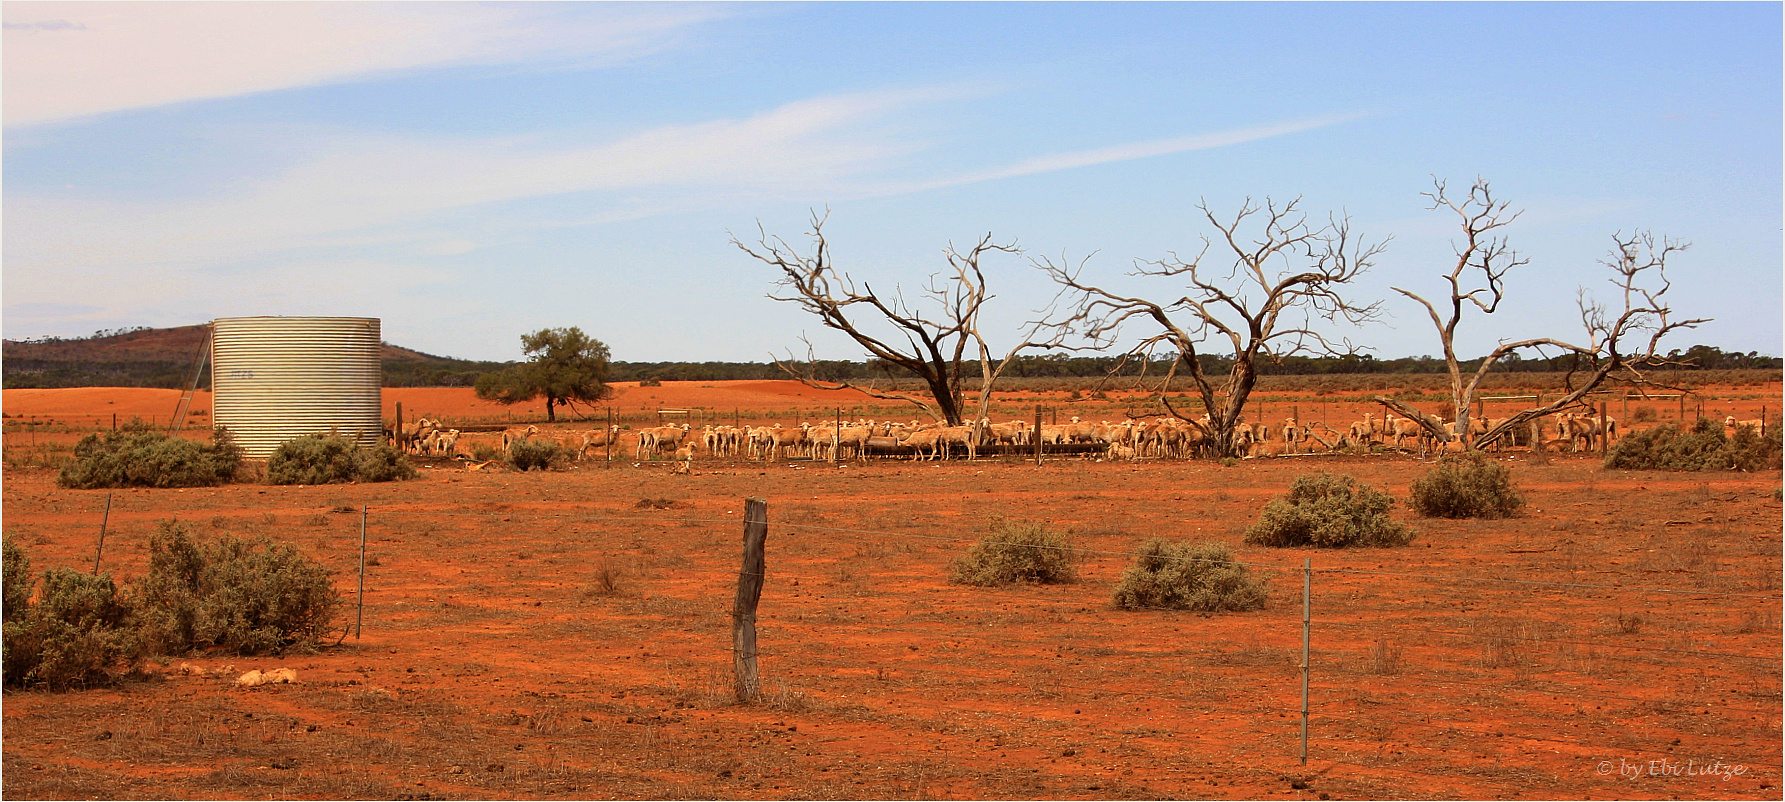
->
left=3, top=383, right=1781, bottom=800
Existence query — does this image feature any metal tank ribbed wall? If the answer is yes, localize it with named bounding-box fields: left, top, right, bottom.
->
left=211, top=317, right=382, bottom=458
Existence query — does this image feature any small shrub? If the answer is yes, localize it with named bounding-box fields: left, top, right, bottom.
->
left=267, top=434, right=415, bottom=485
left=1604, top=418, right=1782, bottom=472
left=1631, top=405, right=1658, bottom=423
left=1110, top=540, right=1267, bottom=612
left=507, top=439, right=563, bottom=472
left=470, top=443, right=503, bottom=462
left=1367, top=637, right=1403, bottom=676
left=3, top=539, right=32, bottom=625
left=1245, top=472, right=1413, bottom=548
left=585, top=563, right=625, bottom=597
left=354, top=442, right=418, bottom=482
left=949, top=521, right=1076, bottom=587
left=57, top=421, right=241, bottom=489
left=3, top=544, right=141, bottom=690
left=134, top=521, right=341, bottom=656
left=1409, top=452, right=1524, bottom=519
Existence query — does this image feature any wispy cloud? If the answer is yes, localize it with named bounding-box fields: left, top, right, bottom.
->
left=1, top=84, right=980, bottom=287
left=4, top=88, right=1370, bottom=295
left=908, top=111, right=1374, bottom=192
left=1, top=2, right=729, bottom=128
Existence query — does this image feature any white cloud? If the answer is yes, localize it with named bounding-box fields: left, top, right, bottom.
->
left=912, top=111, right=1375, bottom=192
left=1, top=2, right=728, bottom=128
left=1, top=84, right=982, bottom=281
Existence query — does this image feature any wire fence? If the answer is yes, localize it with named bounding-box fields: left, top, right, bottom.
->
left=11, top=492, right=1780, bottom=798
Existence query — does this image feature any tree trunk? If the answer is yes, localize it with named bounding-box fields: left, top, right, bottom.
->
left=926, top=376, right=963, bottom=426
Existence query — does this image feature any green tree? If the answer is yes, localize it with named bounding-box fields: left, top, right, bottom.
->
left=474, top=328, right=613, bottom=422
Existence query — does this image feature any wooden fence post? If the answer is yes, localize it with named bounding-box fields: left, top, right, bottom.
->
left=1034, top=404, right=1043, bottom=467
left=733, top=498, right=769, bottom=702
left=394, top=402, right=405, bottom=451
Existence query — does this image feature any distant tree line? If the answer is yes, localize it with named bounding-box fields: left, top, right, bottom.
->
left=2, top=332, right=1776, bottom=390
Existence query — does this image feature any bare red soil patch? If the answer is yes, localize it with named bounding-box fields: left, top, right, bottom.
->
left=4, top=384, right=1781, bottom=800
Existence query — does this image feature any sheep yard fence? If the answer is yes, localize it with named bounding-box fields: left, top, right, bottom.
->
left=14, top=491, right=1781, bottom=800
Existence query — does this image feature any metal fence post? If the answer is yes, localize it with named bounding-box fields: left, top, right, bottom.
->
left=91, top=493, right=112, bottom=575
left=357, top=506, right=367, bottom=639
left=1301, top=558, right=1311, bottom=766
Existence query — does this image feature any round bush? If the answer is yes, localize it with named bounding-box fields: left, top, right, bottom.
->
left=1410, top=452, right=1524, bottom=519
left=268, top=434, right=415, bottom=485
left=950, top=521, right=1076, bottom=586
left=58, top=422, right=241, bottom=489
left=507, top=439, right=564, bottom=472
left=3, top=561, right=142, bottom=690
left=134, top=521, right=341, bottom=656
left=1245, top=472, right=1413, bottom=548
left=1111, top=540, right=1267, bottom=612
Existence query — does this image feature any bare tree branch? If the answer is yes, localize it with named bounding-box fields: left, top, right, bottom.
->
left=734, top=211, right=1047, bottom=426
left=1036, top=196, right=1387, bottom=457
left=1390, top=178, right=1708, bottom=450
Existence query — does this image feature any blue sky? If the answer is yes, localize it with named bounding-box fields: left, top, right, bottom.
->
left=4, top=2, right=1779, bottom=364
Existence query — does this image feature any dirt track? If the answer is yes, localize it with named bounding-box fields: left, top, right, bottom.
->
left=3, top=384, right=1781, bottom=800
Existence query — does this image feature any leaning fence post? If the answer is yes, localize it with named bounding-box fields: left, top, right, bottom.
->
left=733, top=498, right=768, bottom=702
left=91, top=493, right=113, bottom=574
left=1300, top=558, right=1311, bottom=765
left=356, top=506, right=367, bottom=639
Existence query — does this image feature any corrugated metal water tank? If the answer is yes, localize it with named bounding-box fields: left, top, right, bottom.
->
left=211, top=316, right=382, bottom=458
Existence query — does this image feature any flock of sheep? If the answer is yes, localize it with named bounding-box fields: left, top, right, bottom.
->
left=383, top=406, right=1761, bottom=464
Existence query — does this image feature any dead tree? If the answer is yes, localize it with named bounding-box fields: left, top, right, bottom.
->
left=733, top=210, right=1062, bottom=427
left=1381, top=178, right=1709, bottom=450
left=1038, top=197, right=1387, bottom=457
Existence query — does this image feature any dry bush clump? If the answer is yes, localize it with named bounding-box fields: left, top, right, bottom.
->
left=133, top=521, right=342, bottom=656
left=57, top=421, right=241, bottom=489
left=506, top=439, right=563, bottom=472
left=267, top=434, right=415, bottom=485
left=1409, top=452, right=1525, bottom=519
left=1605, top=418, right=1782, bottom=472
left=1109, top=539, right=1266, bottom=612
left=1245, top=472, right=1413, bottom=548
left=949, top=520, right=1075, bottom=587
left=3, top=539, right=143, bottom=690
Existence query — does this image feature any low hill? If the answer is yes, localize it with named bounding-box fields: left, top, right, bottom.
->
left=2, top=326, right=503, bottom=390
